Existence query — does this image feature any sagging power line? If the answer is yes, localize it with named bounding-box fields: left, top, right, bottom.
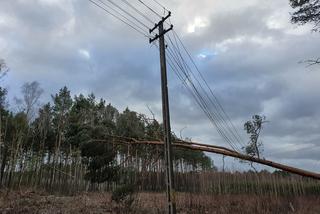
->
left=164, top=34, right=246, bottom=152
left=88, top=0, right=246, bottom=156
left=88, top=1, right=255, bottom=213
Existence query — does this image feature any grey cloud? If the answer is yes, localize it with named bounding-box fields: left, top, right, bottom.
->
left=1, top=0, right=320, bottom=172
left=270, top=145, right=320, bottom=161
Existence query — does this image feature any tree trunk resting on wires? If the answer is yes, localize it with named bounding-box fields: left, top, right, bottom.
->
left=110, top=137, right=320, bottom=180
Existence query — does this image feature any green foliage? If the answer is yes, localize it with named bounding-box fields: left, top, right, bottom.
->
left=0, top=87, right=7, bottom=110
left=11, top=112, right=29, bottom=137
left=116, top=108, right=145, bottom=139
left=52, top=86, right=73, bottom=126
left=273, top=170, right=291, bottom=177
left=174, top=147, right=215, bottom=171
left=244, top=115, right=266, bottom=158
left=0, top=84, right=215, bottom=190
left=81, top=141, right=118, bottom=183
left=67, top=94, right=119, bottom=148
left=145, top=119, right=163, bottom=140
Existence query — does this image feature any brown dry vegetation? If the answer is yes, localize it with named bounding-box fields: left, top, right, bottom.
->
left=1, top=86, right=320, bottom=213
left=0, top=190, right=320, bottom=214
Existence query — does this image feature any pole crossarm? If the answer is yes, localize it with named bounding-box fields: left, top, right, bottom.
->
left=149, top=11, right=173, bottom=44
left=149, top=25, right=173, bottom=43
left=149, top=11, right=171, bottom=33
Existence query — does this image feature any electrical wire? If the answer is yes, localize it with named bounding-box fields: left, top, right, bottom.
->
left=137, top=0, right=163, bottom=18
left=95, top=0, right=149, bottom=34
left=167, top=31, right=246, bottom=149
left=120, top=0, right=155, bottom=24
left=163, top=36, right=243, bottom=151
left=167, top=34, right=245, bottom=149
left=166, top=55, right=240, bottom=151
left=165, top=46, right=241, bottom=152
left=89, top=0, right=150, bottom=37
left=162, top=37, right=241, bottom=151
left=149, top=0, right=168, bottom=11
left=90, top=0, right=245, bottom=152
left=103, top=0, right=150, bottom=29
left=172, top=30, right=245, bottom=146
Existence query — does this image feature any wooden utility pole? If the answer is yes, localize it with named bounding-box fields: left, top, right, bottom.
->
left=149, top=12, right=176, bottom=214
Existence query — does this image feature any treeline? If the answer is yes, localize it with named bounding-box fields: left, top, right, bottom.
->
left=0, top=83, right=214, bottom=193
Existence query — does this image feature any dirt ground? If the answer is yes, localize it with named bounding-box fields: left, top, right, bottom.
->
left=0, top=189, right=320, bottom=214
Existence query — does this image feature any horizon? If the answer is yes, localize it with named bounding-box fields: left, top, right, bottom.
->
left=1, top=0, right=320, bottom=173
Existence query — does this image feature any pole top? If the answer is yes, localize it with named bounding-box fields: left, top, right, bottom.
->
left=149, top=11, right=172, bottom=34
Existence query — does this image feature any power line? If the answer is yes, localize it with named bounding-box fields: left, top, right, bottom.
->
left=173, top=30, right=244, bottom=144
left=150, top=0, right=168, bottom=11
left=120, top=0, right=155, bottom=24
left=91, top=0, right=245, bottom=152
left=96, top=0, right=149, bottom=35
left=168, top=30, right=246, bottom=149
left=168, top=34, right=245, bottom=148
left=103, top=0, right=150, bottom=29
left=137, top=0, right=162, bottom=18
left=145, top=0, right=169, bottom=17
left=164, top=36, right=243, bottom=151
left=89, top=0, right=150, bottom=37
left=160, top=40, right=241, bottom=154
left=145, top=0, right=245, bottom=151
left=165, top=43, right=242, bottom=152
left=166, top=50, right=240, bottom=152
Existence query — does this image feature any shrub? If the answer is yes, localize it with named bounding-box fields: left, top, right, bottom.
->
left=111, top=184, right=135, bottom=205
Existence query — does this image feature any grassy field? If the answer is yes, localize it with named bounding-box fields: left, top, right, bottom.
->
left=1, top=189, right=320, bottom=214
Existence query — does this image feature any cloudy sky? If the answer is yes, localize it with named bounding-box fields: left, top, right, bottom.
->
left=1, top=0, right=320, bottom=172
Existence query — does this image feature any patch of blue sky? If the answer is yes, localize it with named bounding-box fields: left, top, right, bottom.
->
left=196, top=49, right=217, bottom=61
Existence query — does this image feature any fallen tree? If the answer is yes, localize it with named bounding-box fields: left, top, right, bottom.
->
left=120, top=139, right=320, bottom=180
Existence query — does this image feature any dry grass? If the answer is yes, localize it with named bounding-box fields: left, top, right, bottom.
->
left=1, top=190, right=320, bottom=214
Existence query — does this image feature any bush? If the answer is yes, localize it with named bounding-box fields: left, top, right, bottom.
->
left=111, top=184, right=135, bottom=204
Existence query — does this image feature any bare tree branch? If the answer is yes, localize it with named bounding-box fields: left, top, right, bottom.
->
left=299, top=57, right=320, bottom=67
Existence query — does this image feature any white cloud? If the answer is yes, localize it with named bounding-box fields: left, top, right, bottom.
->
left=266, top=9, right=290, bottom=30
left=197, top=53, right=207, bottom=59
left=187, top=17, right=209, bottom=33
left=265, top=7, right=312, bottom=36
left=56, top=17, right=75, bottom=37
left=197, top=50, right=217, bottom=60
left=78, top=49, right=90, bottom=60
left=1, top=0, right=320, bottom=172
left=0, top=14, right=16, bottom=28
left=250, top=36, right=274, bottom=46
left=215, top=36, right=245, bottom=52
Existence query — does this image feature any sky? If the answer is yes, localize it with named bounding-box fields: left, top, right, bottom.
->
left=0, top=0, right=320, bottom=172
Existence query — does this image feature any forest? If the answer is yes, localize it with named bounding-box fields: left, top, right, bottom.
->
left=0, top=82, right=319, bottom=214
left=1, top=0, right=320, bottom=213
left=0, top=83, right=214, bottom=193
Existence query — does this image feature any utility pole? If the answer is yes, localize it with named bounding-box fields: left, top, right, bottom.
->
left=149, top=12, right=176, bottom=214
